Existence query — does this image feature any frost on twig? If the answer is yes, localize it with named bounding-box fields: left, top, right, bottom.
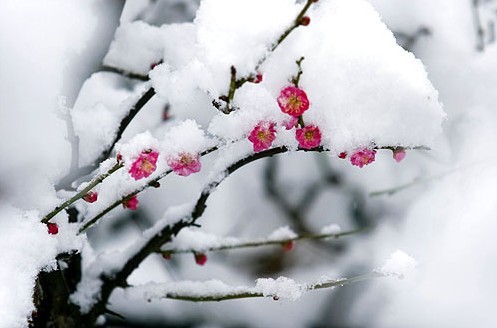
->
left=158, top=224, right=357, bottom=256
left=124, top=272, right=381, bottom=303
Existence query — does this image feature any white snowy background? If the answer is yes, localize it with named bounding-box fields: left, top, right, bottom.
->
left=1, top=0, right=496, bottom=327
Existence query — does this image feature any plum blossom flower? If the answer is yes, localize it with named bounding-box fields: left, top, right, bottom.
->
left=277, top=86, right=310, bottom=117
left=350, top=148, right=376, bottom=168
left=123, top=195, right=139, bottom=210
left=129, top=150, right=159, bottom=180
left=248, top=121, right=277, bottom=152
left=392, top=147, right=406, bottom=163
left=167, top=153, right=201, bottom=176
left=295, top=125, right=322, bottom=149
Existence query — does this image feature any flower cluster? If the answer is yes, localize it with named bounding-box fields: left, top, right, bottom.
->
left=248, top=84, right=323, bottom=152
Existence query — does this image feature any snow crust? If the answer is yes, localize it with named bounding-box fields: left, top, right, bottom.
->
left=321, top=224, right=342, bottom=235
left=0, top=206, right=82, bottom=328
left=376, top=250, right=418, bottom=278
left=267, top=226, right=298, bottom=241
left=142, top=0, right=445, bottom=153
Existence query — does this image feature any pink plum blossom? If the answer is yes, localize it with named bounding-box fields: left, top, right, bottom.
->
left=393, top=148, right=406, bottom=163
left=248, top=121, right=277, bottom=152
left=282, top=116, right=298, bottom=130
left=167, top=153, right=201, bottom=176
left=129, top=150, right=159, bottom=180
left=350, top=148, right=376, bottom=168
left=277, top=86, right=310, bottom=117
left=123, top=195, right=139, bottom=210
left=295, top=125, right=322, bottom=149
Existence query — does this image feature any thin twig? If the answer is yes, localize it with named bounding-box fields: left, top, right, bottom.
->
left=101, top=65, right=149, bottom=81
left=472, top=0, right=486, bottom=51
left=41, top=162, right=123, bottom=224
left=159, top=228, right=363, bottom=255
left=215, top=0, right=316, bottom=114
left=96, top=87, right=156, bottom=164
left=78, top=146, right=219, bottom=233
left=129, top=272, right=382, bottom=303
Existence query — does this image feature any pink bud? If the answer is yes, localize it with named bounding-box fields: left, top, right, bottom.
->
left=300, top=16, right=311, bottom=26
left=338, top=152, right=347, bottom=159
left=393, top=148, right=406, bottom=163
left=282, top=240, right=295, bottom=252
left=122, top=195, right=139, bottom=210
left=83, top=191, right=98, bottom=203
left=282, top=116, right=298, bottom=130
left=194, top=253, right=207, bottom=266
left=47, top=223, right=59, bottom=235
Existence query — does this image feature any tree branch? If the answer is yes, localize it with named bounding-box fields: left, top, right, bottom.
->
left=158, top=228, right=363, bottom=256
left=42, top=162, right=123, bottom=224
left=125, top=272, right=383, bottom=303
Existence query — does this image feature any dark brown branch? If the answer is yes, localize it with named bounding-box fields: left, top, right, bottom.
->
left=101, top=65, right=149, bottom=81
left=97, top=87, right=156, bottom=163
left=214, top=0, right=316, bottom=114
left=83, top=146, right=322, bottom=324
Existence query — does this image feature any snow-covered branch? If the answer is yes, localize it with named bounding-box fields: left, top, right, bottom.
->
left=125, top=272, right=383, bottom=303
left=159, top=225, right=359, bottom=257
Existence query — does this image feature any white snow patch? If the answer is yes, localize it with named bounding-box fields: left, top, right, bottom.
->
left=255, top=277, right=304, bottom=301
left=321, top=224, right=342, bottom=235
left=376, top=250, right=418, bottom=278
left=267, top=226, right=297, bottom=241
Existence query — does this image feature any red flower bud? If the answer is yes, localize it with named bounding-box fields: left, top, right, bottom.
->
left=83, top=191, right=98, bottom=203
left=254, top=73, right=263, bottom=84
left=282, top=240, right=295, bottom=252
left=47, top=223, right=59, bottom=235
left=299, top=16, right=311, bottom=26
left=194, top=253, right=207, bottom=266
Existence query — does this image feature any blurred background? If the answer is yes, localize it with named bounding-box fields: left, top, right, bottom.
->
left=2, top=0, right=497, bottom=327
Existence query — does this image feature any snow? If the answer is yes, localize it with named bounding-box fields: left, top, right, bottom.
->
left=149, top=0, right=444, bottom=159
left=267, top=226, right=298, bottom=241
left=169, top=227, right=242, bottom=252
left=320, top=224, right=342, bottom=235
left=255, top=277, right=304, bottom=301
left=376, top=250, right=418, bottom=278
left=104, top=21, right=163, bottom=75
left=125, top=280, right=253, bottom=301
left=71, top=73, right=148, bottom=166
left=116, top=130, right=160, bottom=168
left=161, top=119, right=212, bottom=156
left=0, top=207, right=59, bottom=328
